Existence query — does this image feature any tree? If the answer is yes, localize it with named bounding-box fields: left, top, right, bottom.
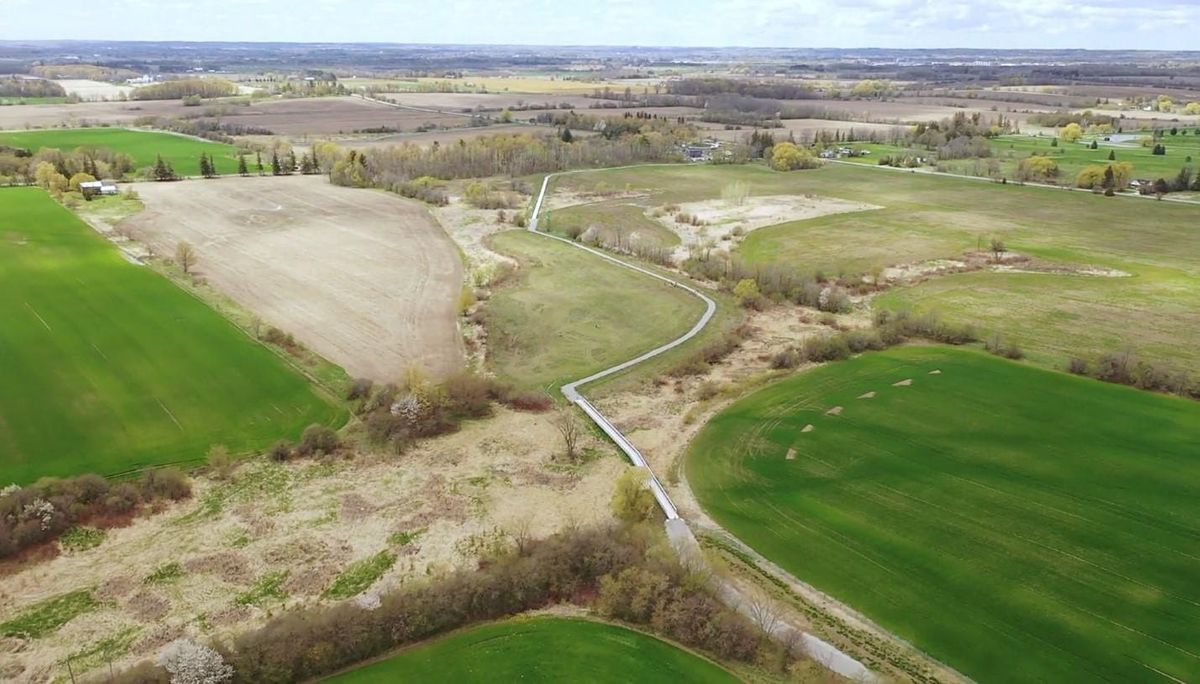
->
left=990, top=237, right=1006, bottom=261
left=175, top=240, right=197, bottom=274
left=551, top=407, right=583, bottom=461
left=198, top=153, right=211, bottom=178
left=1152, top=143, right=1166, bottom=156
left=1107, top=149, right=1116, bottom=161
left=766, top=142, right=819, bottom=171
left=286, top=151, right=297, bottom=175
left=560, top=127, right=573, bottom=143
left=67, top=171, right=95, bottom=193
left=156, top=638, right=233, bottom=684
left=237, top=153, right=248, bottom=177
left=611, top=468, right=656, bottom=524
left=1016, top=155, right=1058, bottom=181
left=1172, top=166, right=1193, bottom=192
left=255, top=151, right=264, bottom=175
left=153, top=154, right=176, bottom=182
left=270, top=151, right=282, bottom=176
left=1059, top=123, right=1084, bottom=142
left=1089, top=139, right=1098, bottom=150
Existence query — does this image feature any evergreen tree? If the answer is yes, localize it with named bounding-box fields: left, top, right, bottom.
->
left=560, top=127, right=573, bottom=143
left=270, top=151, right=282, bottom=176
left=1107, top=150, right=1116, bottom=161
left=153, top=154, right=175, bottom=182
left=1089, top=140, right=1098, bottom=150
left=237, top=153, right=248, bottom=177
left=286, top=152, right=296, bottom=175
left=256, top=151, right=264, bottom=175
left=198, top=154, right=211, bottom=178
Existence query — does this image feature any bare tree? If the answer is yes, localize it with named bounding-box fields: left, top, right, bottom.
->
left=175, top=240, right=197, bottom=274
left=552, top=407, right=583, bottom=461
left=748, top=590, right=783, bottom=637
left=989, top=237, right=1006, bottom=262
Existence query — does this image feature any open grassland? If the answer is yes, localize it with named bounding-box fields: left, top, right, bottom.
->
left=486, top=230, right=726, bottom=393
left=0, top=127, right=240, bottom=174
left=687, top=346, right=1200, bottom=683
left=556, top=163, right=1200, bottom=374
left=0, top=188, right=341, bottom=483
left=543, top=199, right=681, bottom=250
left=325, top=617, right=737, bottom=683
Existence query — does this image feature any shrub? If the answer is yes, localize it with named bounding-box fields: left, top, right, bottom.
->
left=769, top=348, right=800, bottom=369
left=611, top=469, right=658, bottom=524
left=504, top=392, right=554, bottom=412
left=1067, top=357, right=1089, bottom=375
left=346, top=378, right=374, bottom=401
left=267, top=440, right=292, bottom=462
left=801, top=334, right=851, bottom=363
left=295, top=424, right=340, bottom=458
left=985, top=334, right=1024, bottom=360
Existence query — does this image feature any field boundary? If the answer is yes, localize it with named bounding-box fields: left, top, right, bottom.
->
left=527, top=168, right=880, bottom=682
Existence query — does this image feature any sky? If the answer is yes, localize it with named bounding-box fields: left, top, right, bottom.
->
left=1, top=0, right=1197, bottom=50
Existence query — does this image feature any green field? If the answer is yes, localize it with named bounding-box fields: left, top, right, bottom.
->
left=840, top=134, right=1200, bottom=185
left=0, top=127, right=240, bottom=175
left=486, top=230, right=710, bottom=392
left=687, top=346, right=1200, bottom=682
left=0, top=188, right=341, bottom=482
left=544, top=200, right=681, bottom=251
left=553, top=163, right=1200, bottom=375
left=325, top=617, right=737, bottom=683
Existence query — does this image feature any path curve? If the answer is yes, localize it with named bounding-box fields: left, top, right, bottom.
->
left=527, top=169, right=880, bottom=683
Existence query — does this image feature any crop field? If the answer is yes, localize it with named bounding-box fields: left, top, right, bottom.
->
left=326, top=617, right=737, bottom=683
left=485, top=230, right=709, bottom=392
left=0, top=127, right=240, bottom=175
left=554, top=163, right=1200, bottom=375
left=687, top=346, right=1200, bottom=682
left=0, top=187, right=341, bottom=482
left=126, top=176, right=464, bottom=382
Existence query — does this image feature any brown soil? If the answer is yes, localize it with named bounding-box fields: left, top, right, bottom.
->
left=124, top=176, right=464, bottom=382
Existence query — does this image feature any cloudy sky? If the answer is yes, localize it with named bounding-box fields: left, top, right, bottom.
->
left=1, top=0, right=1196, bottom=49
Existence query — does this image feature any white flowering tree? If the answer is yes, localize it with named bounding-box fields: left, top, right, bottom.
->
left=156, top=639, right=233, bottom=684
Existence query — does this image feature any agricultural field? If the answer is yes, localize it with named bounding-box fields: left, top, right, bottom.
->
left=553, top=163, right=1200, bottom=375
left=0, top=187, right=341, bottom=482
left=687, top=345, right=1200, bottom=682
left=326, top=617, right=737, bottom=683
left=125, top=176, right=464, bottom=382
left=484, top=230, right=708, bottom=392
left=0, top=127, right=240, bottom=175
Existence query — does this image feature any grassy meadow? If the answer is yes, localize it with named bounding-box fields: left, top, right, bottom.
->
left=553, top=163, right=1200, bottom=375
left=485, top=230, right=713, bottom=393
left=0, top=188, right=341, bottom=482
left=0, top=127, right=241, bottom=175
left=686, top=346, right=1200, bottom=682
left=325, top=617, right=737, bottom=683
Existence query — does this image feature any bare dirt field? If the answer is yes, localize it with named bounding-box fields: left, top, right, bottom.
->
left=337, top=123, right=584, bottom=150
left=808, top=99, right=1005, bottom=123
left=377, top=92, right=601, bottom=111
left=698, top=118, right=909, bottom=143
left=0, top=408, right=625, bottom=682
left=124, top=175, right=464, bottom=382
left=0, top=99, right=194, bottom=130
left=53, top=79, right=135, bottom=102
left=206, top=96, right=467, bottom=136
left=652, top=194, right=880, bottom=259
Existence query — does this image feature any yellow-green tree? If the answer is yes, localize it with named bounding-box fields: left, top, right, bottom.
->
left=767, top=142, right=819, bottom=171
left=1059, top=123, right=1084, bottom=143
left=1185, top=102, right=1200, bottom=115
left=1016, top=156, right=1058, bottom=181
left=68, top=172, right=96, bottom=193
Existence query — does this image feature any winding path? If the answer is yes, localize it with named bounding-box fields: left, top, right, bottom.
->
left=527, top=169, right=881, bottom=682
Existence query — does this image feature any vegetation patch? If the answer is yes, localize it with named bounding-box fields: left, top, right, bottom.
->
left=236, top=570, right=290, bottom=607
left=325, top=616, right=737, bottom=683
left=0, top=127, right=240, bottom=175
left=58, top=525, right=106, bottom=552
left=323, top=551, right=396, bottom=600
left=143, top=562, right=185, bottom=585
left=687, top=346, right=1200, bottom=682
left=0, top=589, right=99, bottom=639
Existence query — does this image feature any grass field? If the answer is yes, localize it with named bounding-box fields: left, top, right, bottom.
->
left=485, top=230, right=710, bottom=392
left=0, top=127, right=241, bottom=175
left=687, top=346, right=1200, bottom=682
left=553, top=163, right=1200, bottom=375
left=0, top=188, right=341, bottom=483
left=840, top=134, right=1200, bottom=185
left=543, top=200, right=681, bottom=250
left=325, top=617, right=737, bottom=683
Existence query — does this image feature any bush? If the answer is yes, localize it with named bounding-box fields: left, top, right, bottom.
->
left=504, top=392, right=553, bottom=412
left=801, top=334, right=851, bottom=363
left=985, top=334, right=1024, bottom=360
left=295, top=424, right=340, bottom=458
left=267, top=440, right=292, bottom=462
left=0, top=470, right=191, bottom=559
left=1068, top=357, right=1089, bottom=375
left=769, top=348, right=800, bottom=369
left=346, top=378, right=374, bottom=401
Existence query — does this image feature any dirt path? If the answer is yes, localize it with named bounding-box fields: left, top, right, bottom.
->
left=125, top=176, right=464, bottom=382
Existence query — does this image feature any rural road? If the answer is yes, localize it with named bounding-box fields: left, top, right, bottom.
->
left=527, top=169, right=880, bottom=683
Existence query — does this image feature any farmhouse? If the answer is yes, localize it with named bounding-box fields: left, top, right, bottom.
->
left=682, top=140, right=721, bottom=162
left=79, top=180, right=118, bottom=196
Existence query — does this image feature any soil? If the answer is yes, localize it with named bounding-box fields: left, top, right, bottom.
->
left=652, top=194, right=879, bottom=260
left=0, top=408, right=623, bottom=682
left=124, top=175, right=464, bottom=382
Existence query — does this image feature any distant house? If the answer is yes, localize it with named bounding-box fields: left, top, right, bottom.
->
left=682, top=140, right=721, bottom=162
left=79, top=180, right=118, bottom=197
